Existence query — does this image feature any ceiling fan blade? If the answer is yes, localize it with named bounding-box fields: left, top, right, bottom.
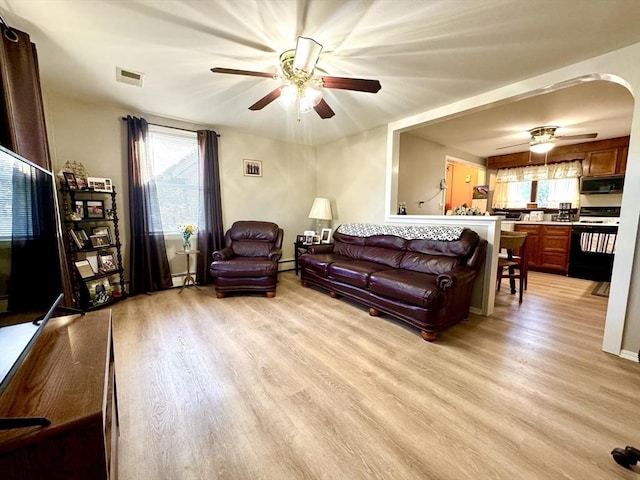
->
left=556, top=133, right=598, bottom=140
left=211, top=67, right=275, bottom=79
left=314, top=99, right=335, bottom=119
left=293, top=36, right=323, bottom=74
left=248, top=88, right=282, bottom=111
left=320, top=76, right=382, bottom=93
left=496, top=141, right=530, bottom=150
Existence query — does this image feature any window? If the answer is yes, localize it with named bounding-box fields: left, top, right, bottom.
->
left=147, top=126, right=199, bottom=234
left=493, top=161, right=582, bottom=209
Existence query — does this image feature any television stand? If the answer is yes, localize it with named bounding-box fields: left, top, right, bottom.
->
left=0, top=310, right=117, bottom=479
left=0, top=416, right=50, bottom=431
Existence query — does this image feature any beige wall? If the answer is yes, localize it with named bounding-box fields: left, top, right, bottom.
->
left=316, top=126, right=387, bottom=226
left=43, top=93, right=318, bottom=283
left=398, top=134, right=485, bottom=215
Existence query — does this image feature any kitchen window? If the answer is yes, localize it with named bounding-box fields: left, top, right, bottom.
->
left=493, top=160, right=582, bottom=209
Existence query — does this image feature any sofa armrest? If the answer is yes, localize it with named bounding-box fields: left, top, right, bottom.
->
left=268, top=247, right=282, bottom=262
left=308, top=244, right=333, bottom=254
left=436, top=267, right=477, bottom=291
left=212, top=247, right=234, bottom=261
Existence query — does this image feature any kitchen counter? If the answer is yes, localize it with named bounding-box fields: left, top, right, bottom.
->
left=501, top=220, right=574, bottom=230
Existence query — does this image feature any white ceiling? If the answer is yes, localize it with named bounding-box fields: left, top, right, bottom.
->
left=2, top=0, right=639, bottom=149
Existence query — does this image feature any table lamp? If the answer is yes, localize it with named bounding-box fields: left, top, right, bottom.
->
left=308, top=197, right=332, bottom=233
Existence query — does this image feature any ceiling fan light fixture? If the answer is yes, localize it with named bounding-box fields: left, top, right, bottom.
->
left=530, top=140, right=555, bottom=154
left=292, top=37, right=323, bottom=75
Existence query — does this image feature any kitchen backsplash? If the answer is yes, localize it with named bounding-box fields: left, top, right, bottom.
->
left=579, top=193, right=623, bottom=208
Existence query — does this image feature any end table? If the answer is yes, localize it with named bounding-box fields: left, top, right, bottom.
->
left=177, top=249, right=200, bottom=293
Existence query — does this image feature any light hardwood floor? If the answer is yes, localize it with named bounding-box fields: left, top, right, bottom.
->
left=112, top=271, right=639, bottom=479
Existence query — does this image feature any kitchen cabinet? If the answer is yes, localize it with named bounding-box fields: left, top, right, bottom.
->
left=515, top=224, right=570, bottom=274
left=487, top=136, right=629, bottom=171
left=582, top=147, right=627, bottom=176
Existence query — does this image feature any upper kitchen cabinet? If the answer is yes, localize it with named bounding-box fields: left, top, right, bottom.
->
left=488, top=136, right=629, bottom=173
left=582, top=142, right=628, bottom=176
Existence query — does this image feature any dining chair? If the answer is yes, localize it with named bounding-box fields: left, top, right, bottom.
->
left=496, top=231, right=528, bottom=303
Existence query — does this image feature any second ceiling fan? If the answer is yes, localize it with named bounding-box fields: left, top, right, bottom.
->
left=497, top=126, right=598, bottom=153
left=211, top=36, right=381, bottom=120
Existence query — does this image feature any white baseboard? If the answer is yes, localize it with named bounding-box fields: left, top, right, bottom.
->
left=620, top=349, right=639, bottom=362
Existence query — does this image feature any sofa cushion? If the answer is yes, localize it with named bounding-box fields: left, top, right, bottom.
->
left=299, top=253, right=349, bottom=276
left=369, top=269, right=444, bottom=309
left=399, top=252, right=460, bottom=275
left=329, top=260, right=389, bottom=288
left=210, top=257, right=277, bottom=277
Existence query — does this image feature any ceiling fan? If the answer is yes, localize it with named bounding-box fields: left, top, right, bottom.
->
left=497, top=126, right=598, bottom=153
left=211, top=36, right=381, bottom=120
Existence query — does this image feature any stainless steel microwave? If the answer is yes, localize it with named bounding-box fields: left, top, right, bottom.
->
left=580, top=175, right=625, bottom=194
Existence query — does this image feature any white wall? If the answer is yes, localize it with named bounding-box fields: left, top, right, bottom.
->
left=43, top=93, right=318, bottom=284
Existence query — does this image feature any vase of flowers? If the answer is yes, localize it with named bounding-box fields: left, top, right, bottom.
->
left=178, top=223, right=198, bottom=252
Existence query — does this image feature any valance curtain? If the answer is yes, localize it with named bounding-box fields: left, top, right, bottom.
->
left=495, top=160, right=583, bottom=182
left=126, top=115, right=173, bottom=294
left=493, top=160, right=582, bottom=209
left=196, top=130, right=224, bottom=284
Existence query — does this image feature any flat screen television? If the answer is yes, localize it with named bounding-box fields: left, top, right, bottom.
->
left=0, top=145, right=64, bottom=401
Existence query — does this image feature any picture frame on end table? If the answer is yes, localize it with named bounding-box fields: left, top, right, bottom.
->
left=296, top=235, right=306, bottom=244
left=303, top=230, right=315, bottom=245
left=320, top=228, right=332, bottom=243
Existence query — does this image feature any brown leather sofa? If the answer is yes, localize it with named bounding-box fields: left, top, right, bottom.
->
left=299, top=224, right=487, bottom=341
left=210, top=221, right=283, bottom=298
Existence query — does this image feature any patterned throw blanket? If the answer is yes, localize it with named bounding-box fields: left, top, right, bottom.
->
left=336, top=223, right=464, bottom=241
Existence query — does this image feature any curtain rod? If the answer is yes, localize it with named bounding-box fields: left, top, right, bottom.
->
left=120, top=117, right=220, bottom=136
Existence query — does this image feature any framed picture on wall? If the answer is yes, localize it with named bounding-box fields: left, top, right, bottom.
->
left=243, top=159, right=262, bottom=177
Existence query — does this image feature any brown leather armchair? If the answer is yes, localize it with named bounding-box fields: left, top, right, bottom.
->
left=209, top=221, right=283, bottom=298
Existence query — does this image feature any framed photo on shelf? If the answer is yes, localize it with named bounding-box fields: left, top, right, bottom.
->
left=73, top=201, right=85, bottom=220
left=74, top=259, right=95, bottom=279
left=312, top=235, right=321, bottom=245
left=296, top=234, right=306, bottom=244
left=70, top=230, right=85, bottom=250
left=91, top=226, right=111, bottom=244
left=87, top=176, right=113, bottom=192
left=90, top=233, right=110, bottom=248
left=98, top=253, right=117, bottom=272
left=63, top=171, right=78, bottom=190
left=243, top=159, right=262, bottom=177
left=86, top=200, right=105, bottom=219
left=320, top=228, right=332, bottom=243
left=86, top=278, right=112, bottom=305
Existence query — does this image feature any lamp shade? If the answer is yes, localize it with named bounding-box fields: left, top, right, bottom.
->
left=308, top=197, right=332, bottom=220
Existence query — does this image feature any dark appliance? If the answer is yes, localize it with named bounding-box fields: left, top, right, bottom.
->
left=557, top=202, right=572, bottom=222
left=568, top=206, right=620, bottom=281
left=580, top=175, right=625, bottom=194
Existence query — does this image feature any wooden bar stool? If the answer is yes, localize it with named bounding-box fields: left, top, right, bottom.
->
left=497, top=231, right=528, bottom=303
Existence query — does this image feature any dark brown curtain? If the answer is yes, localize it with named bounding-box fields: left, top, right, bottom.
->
left=196, top=130, right=224, bottom=284
left=126, top=115, right=173, bottom=294
left=1, top=21, right=73, bottom=306
left=0, top=24, right=50, bottom=171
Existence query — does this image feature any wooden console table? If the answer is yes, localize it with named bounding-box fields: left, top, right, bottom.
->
left=0, top=310, right=118, bottom=480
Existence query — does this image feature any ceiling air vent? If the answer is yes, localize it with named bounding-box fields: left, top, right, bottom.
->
left=116, top=67, right=144, bottom=87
